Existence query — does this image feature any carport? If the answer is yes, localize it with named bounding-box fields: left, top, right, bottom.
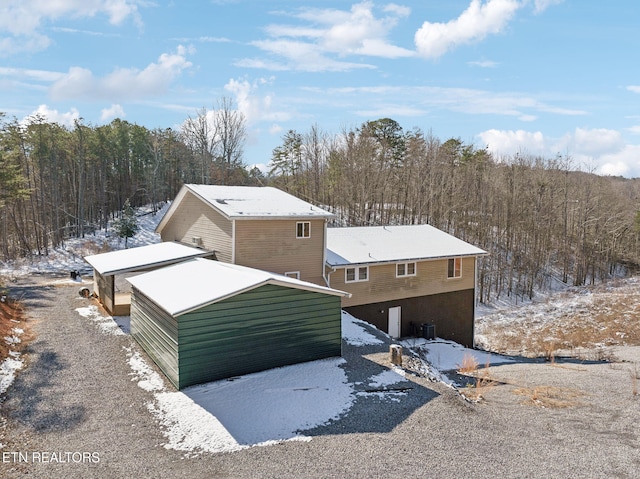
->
left=127, top=258, right=350, bottom=389
left=84, top=242, right=212, bottom=315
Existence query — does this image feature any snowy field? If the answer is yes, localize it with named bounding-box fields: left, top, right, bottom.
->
left=2, top=203, right=640, bottom=455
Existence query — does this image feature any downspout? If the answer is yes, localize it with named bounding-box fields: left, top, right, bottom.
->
left=231, top=219, right=236, bottom=263
left=473, top=255, right=478, bottom=349
left=322, top=218, right=330, bottom=287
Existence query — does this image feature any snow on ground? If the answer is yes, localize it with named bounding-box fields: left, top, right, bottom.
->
left=70, top=301, right=494, bottom=454
left=0, top=203, right=169, bottom=278
left=0, top=204, right=168, bottom=415
left=341, top=311, right=384, bottom=346
left=404, top=338, right=515, bottom=372
left=118, top=313, right=366, bottom=454
left=0, top=351, right=23, bottom=397
left=0, top=295, right=25, bottom=403
left=76, top=305, right=126, bottom=336
left=4, top=201, right=640, bottom=454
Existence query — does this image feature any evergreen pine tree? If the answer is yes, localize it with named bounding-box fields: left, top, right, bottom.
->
left=113, top=199, right=139, bottom=248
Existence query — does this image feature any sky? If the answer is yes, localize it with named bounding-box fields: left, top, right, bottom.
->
left=1, top=0, right=640, bottom=176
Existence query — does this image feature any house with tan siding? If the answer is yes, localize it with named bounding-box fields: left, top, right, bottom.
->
left=156, top=185, right=334, bottom=286
left=325, top=225, right=487, bottom=347
left=156, top=185, right=487, bottom=347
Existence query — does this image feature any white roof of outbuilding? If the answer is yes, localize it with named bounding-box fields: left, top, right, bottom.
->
left=326, top=225, right=487, bottom=267
left=127, top=258, right=350, bottom=317
left=157, top=185, right=333, bottom=232
left=84, top=242, right=211, bottom=276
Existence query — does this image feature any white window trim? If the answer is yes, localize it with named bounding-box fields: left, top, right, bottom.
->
left=296, top=221, right=311, bottom=239
left=284, top=271, right=300, bottom=279
left=447, top=257, right=462, bottom=279
left=345, top=266, right=369, bottom=283
left=396, top=262, right=417, bottom=278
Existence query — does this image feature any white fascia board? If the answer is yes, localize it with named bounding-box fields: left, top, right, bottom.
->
left=326, top=252, right=488, bottom=269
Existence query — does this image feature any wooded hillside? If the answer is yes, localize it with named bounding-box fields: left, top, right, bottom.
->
left=269, top=119, right=640, bottom=303
left=2, top=113, right=639, bottom=304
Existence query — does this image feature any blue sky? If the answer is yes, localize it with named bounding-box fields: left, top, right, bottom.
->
left=1, top=1, right=640, bottom=176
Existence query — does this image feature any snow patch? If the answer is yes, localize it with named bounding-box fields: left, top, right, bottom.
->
left=0, top=356, right=23, bottom=395
left=367, top=368, right=406, bottom=388
left=75, top=305, right=125, bottom=336
left=127, top=349, right=165, bottom=393
left=126, top=345, right=354, bottom=455
left=342, top=311, right=384, bottom=346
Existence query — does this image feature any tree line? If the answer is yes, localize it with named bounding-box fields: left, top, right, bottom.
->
left=2, top=108, right=639, bottom=304
left=268, top=119, right=640, bottom=303
left=0, top=99, right=259, bottom=259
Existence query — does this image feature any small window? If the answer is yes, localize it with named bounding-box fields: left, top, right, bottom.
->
left=448, top=258, right=462, bottom=279
left=346, top=266, right=368, bottom=283
left=296, top=221, right=310, bottom=238
left=284, top=271, right=300, bottom=279
left=396, top=262, right=416, bottom=277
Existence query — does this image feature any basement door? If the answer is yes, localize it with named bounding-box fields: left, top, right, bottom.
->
left=388, top=306, right=401, bottom=339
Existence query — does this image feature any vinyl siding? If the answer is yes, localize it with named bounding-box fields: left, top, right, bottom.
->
left=176, top=284, right=341, bottom=389
left=159, top=190, right=233, bottom=262
left=130, top=287, right=180, bottom=388
left=331, top=256, right=476, bottom=307
left=234, top=219, right=326, bottom=285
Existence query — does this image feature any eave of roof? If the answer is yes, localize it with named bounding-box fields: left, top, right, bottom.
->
left=84, top=242, right=212, bottom=276
left=156, top=185, right=334, bottom=233
left=325, top=225, right=488, bottom=267
left=127, top=258, right=350, bottom=317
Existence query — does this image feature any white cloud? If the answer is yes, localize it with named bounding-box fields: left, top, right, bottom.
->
left=468, top=59, right=499, bottom=68
left=415, top=0, right=522, bottom=59
left=244, top=1, right=412, bottom=72
left=532, top=0, right=565, bottom=14
left=628, top=125, right=640, bottom=135
left=0, top=66, right=64, bottom=83
left=563, top=127, right=624, bottom=157
left=0, top=0, right=143, bottom=55
left=478, top=128, right=546, bottom=157
left=300, top=84, right=585, bottom=125
left=268, top=124, right=283, bottom=135
left=0, top=33, right=51, bottom=56
left=354, top=105, right=427, bottom=118
left=50, top=46, right=192, bottom=101
left=100, top=104, right=126, bottom=122
left=627, top=85, right=640, bottom=94
left=598, top=145, right=640, bottom=177
left=224, top=77, right=291, bottom=125
left=25, top=104, right=80, bottom=127
left=249, top=39, right=376, bottom=72
left=478, top=126, right=640, bottom=177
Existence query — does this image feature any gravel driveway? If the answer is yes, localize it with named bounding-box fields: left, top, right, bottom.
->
left=1, top=275, right=639, bottom=478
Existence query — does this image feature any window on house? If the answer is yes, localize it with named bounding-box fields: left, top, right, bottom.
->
left=284, top=271, right=300, bottom=279
left=396, top=262, right=417, bottom=277
left=296, top=221, right=310, bottom=238
left=346, top=266, right=368, bottom=283
left=448, top=258, right=462, bottom=278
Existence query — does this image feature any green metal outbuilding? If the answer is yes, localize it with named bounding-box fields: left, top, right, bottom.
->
left=127, top=258, right=350, bottom=390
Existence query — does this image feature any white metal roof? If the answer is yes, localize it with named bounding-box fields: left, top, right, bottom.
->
left=179, top=184, right=333, bottom=219
left=326, top=225, right=487, bottom=267
left=84, top=242, right=211, bottom=276
left=127, top=258, right=350, bottom=317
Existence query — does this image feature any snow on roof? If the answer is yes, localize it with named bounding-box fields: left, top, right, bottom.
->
left=127, top=258, right=350, bottom=317
left=185, top=184, right=334, bottom=219
left=84, top=242, right=211, bottom=276
left=326, top=225, right=487, bottom=267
